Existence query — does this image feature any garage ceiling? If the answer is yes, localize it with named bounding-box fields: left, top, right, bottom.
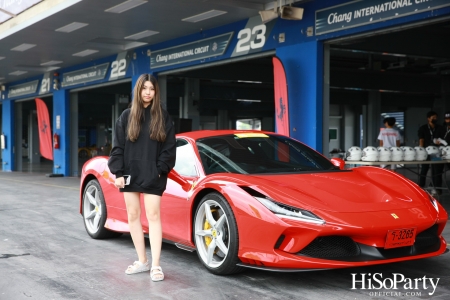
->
left=1, top=0, right=449, bottom=101
left=0, top=0, right=308, bottom=85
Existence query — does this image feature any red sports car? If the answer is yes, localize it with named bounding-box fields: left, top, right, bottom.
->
left=79, top=130, right=448, bottom=274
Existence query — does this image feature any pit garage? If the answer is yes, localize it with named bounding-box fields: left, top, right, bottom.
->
left=70, top=81, right=131, bottom=175
left=68, top=55, right=275, bottom=176
left=12, top=96, right=53, bottom=173
left=326, top=19, right=450, bottom=155
left=163, top=55, right=275, bottom=133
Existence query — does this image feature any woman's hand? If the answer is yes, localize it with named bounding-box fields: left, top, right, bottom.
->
left=115, top=177, right=125, bottom=189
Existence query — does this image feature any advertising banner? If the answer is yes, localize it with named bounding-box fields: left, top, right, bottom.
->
left=316, top=0, right=450, bottom=35
left=273, top=56, right=289, bottom=137
left=35, top=98, right=53, bottom=161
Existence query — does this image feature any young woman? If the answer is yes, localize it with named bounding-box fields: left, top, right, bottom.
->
left=108, top=74, right=176, bottom=281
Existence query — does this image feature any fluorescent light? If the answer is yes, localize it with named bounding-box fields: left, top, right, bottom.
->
left=237, top=99, right=261, bottom=103
left=0, top=56, right=5, bottom=60
left=9, top=71, right=28, bottom=76
left=431, top=61, right=450, bottom=68
left=182, top=10, right=227, bottom=23
left=11, top=43, right=36, bottom=51
left=15, top=65, right=61, bottom=72
left=105, top=0, right=147, bottom=13
left=46, top=66, right=60, bottom=71
left=55, top=22, right=88, bottom=33
left=40, top=60, right=63, bottom=66
left=72, top=49, right=98, bottom=57
left=125, top=30, right=159, bottom=40
left=238, top=80, right=262, bottom=84
left=83, top=37, right=147, bottom=50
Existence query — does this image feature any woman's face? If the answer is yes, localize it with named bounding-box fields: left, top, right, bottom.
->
left=141, top=80, right=155, bottom=107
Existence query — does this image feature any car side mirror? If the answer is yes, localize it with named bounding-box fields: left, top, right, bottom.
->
left=330, top=158, right=345, bottom=170
left=168, top=169, right=192, bottom=192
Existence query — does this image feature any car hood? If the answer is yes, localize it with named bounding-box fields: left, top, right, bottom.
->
left=246, top=167, right=428, bottom=213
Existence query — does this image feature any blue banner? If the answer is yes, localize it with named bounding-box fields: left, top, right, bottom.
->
left=150, top=32, right=233, bottom=69
left=316, top=0, right=450, bottom=35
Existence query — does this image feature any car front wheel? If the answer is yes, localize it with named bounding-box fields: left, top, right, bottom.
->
left=82, top=179, right=122, bottom=239
left=194, top=192, right=243, bottom=275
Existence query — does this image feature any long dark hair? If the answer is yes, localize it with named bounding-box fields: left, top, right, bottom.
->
left=127, top=74, right=166, bottom=142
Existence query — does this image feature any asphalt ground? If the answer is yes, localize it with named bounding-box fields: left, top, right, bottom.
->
left=0, top=171, right=449, bottom=300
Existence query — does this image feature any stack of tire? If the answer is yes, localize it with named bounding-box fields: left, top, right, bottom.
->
left=344, top=146, right=429, bottom=161
left=441, top=146, right=450, bottom=160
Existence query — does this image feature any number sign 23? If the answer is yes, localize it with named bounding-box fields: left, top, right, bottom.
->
left=236, top=24, right=266, bottom=53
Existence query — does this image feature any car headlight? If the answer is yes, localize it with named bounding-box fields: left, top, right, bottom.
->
left=427, top=194, right=439, bottom=212
left=254, top=197, right=325, bottom=225
left=422, top=189, right=439, bottom=212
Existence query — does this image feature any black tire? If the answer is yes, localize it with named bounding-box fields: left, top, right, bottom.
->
left=82, top=179, right=122, bottom=239
left=193, top=192, right=243, bottom=275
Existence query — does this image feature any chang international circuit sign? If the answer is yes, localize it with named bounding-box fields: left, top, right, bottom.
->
left=150, top=32, right=233, bottom=68
left=316, top=0, right=450, bottom=35
left=62, top=63, right=109, bottom=87
left=8, top=80, right=39, bottom=98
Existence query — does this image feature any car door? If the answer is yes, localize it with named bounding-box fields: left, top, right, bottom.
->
left=161, top=138, right=199, bottom=244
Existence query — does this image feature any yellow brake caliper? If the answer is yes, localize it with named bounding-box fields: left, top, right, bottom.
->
left=204, top=208, right=218, bottom=249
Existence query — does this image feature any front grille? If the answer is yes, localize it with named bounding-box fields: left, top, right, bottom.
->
left=298, top=236, right=360, bottom=259
left=295, top=225, right=441, bottom=262
left=414, top=224, right=439, bottom=250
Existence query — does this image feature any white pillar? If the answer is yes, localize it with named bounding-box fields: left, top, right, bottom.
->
left=70, top=93, right=78, bottom=176
left=29, top=111, right=40, bottom=164
left=15, top=102, right=22, bottom=171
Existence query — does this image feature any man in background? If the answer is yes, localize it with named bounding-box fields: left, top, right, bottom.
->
left=418, top=111, right=445, bottom=195
left=378, top=117, right=401, bottom=170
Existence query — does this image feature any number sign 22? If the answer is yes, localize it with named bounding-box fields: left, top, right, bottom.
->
left=110, top=59, right=127, bottom=78
left=236, top=24, right=266, bottom=53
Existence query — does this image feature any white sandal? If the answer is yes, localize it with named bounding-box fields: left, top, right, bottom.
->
left=150, top=266, right=164, bottom=282
left=125, top=261, right=150, bottom=275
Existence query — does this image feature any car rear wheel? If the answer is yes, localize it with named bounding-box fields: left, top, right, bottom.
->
left=194, top=192, right=243, bottom=275
left=82, top=179, right=122, bottom=239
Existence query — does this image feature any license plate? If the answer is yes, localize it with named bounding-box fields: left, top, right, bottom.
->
left=384, top=228, right=417, bottom=249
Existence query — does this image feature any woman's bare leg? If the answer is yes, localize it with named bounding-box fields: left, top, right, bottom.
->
left=143, top=194, right=162, bottom=277
left=124, top=192, right=147, bottom=263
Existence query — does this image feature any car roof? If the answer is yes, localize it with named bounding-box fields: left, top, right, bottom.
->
left=175, top=130, right=276, bottom=140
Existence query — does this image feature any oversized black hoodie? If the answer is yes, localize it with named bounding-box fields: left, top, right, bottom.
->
left=108, top=105, right=176, bottom=196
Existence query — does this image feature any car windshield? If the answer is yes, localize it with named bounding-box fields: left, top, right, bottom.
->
left=197, top=133, right=335, bottom=175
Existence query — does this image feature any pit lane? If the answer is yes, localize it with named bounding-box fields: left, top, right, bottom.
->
left=0, top=172, right=449, bottom=300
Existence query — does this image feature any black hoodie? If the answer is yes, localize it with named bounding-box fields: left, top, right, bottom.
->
left=108, top=105, right=176, bottom=195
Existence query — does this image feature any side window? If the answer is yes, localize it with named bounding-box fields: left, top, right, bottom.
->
left=174, top=139, right=198, bottom=176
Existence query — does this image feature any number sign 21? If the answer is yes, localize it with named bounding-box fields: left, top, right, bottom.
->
left=40, top=78, right=50, bottom=93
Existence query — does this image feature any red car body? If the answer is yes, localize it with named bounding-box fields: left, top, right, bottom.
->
left=79, top=130, right=448, bottom=273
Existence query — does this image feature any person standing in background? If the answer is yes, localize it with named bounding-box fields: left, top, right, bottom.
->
left=442, top=111, right=450, bottom=146
left=378, top=117, right=401, bottom=170
left=441, top=111, right=450, bottom=179
left=418, top=111, right=444, bottom=195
